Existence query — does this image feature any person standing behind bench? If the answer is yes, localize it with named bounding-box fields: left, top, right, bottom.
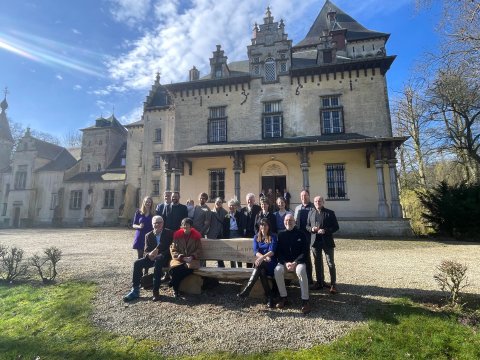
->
left=306, top=195, right=339, bottom=294
left=207, top=197, right=228, bottom=267
left=165, top=191, right=188, bottom=231
left=169, top=218, right=202, bottom=298
left=223, top=198, right=243, bottom=268
left=132, top=196, right=155, bottom=259
left=274, top=214, right=311, bottom=314
left=123, top=215, right=173, bottom=302
left=237, top=218, right=277, bottom=308
left=294, top=190, right=314, bottom=285
left=241, top=193, right=261, bottom=268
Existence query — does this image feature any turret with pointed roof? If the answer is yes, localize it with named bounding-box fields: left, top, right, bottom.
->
left=0, top=89, right=14, bottom=170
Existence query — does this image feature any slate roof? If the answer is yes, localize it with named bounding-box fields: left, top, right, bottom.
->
left=81, top=114, right=127, bottom=134
left=107, top=142, right=127, bottom=170
left=156, top=134, right=407, bottom=156
left=294, top=0, right=389, bottom=49
left=29, top=137, right=67, bottom=161
left=65, top=170, right=126, bottom=183
left=36, top=148, right=77, bottom=172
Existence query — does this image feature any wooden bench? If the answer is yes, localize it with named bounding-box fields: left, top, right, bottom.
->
left=178, top=238, right=296, bottom=297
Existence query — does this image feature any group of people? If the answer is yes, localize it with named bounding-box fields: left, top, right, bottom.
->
left=124, top=189, right=339, bottom=315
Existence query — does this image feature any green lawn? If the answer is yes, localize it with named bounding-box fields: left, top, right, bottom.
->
left=0, top=282, right=478, bottom=360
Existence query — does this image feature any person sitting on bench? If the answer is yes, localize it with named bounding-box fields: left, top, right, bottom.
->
left=169, top=218, right=202, bottom=298
left=123, top=215, right=173, bottom=302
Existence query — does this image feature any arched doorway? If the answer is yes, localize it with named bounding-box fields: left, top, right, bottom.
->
left=260, top=161, right=288, bottom=195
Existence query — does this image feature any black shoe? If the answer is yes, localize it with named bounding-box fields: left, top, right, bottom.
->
left=152, top=290, right=161, bottom=302
left=267, top=297, right=275, bottom=308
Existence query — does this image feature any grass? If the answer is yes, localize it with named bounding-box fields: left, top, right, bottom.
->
left=1, top=283, right=479, bottom=360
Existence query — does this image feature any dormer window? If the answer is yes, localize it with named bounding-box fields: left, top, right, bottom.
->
left=264, top=58, right=276, bottom=82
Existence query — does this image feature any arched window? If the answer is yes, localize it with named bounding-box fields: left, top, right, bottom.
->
left=264, top=58, right=276, bottom=82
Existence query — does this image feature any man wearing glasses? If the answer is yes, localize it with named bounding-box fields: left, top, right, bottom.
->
left=274, top=214, right=311, bottom=314
left=124, top=215, right=173, bottom=302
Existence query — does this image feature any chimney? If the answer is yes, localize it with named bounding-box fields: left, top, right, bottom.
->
left=189, top=66, right=199, bottom=81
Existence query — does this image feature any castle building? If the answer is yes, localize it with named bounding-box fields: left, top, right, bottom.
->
left=0, top=103, right=127, bottom=227
left=125, top=0, right=411, bottom=236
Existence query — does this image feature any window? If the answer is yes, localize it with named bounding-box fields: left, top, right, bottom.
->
left=153, top=153, right=161, bottom=169
left=208, top=106, right=227, bottom=143
left=103, top=189, right=115, bottom=208
left=154, top=128, right=162, bottom=142
left=2, top=203, right=6, bottom=216
left=209, top=169, right=225, bottom=200
left=262, top=101, right=283, bottom=138
left=321, top=95, right=344, bottom=134
left=280, top=62, right=287, bottom=72
left=152, top=180, right=160, bottom=196
left=86, top=164, right=91, bottom=172
left=14, top=165, right=27, bottom=190
left=97, top=164, right=101, bottom=171
left=69, top=190, right=82, bottom=210
left=326, top=164, right=347, bottom=200
left=50, top=193, right=58, bottom=210
left=254, top=65, right=260, bottom=75
left=264, top=58, right=276, bottom=82
left=215, top=65, right=222, bottom=78
left=323, top=50, right=332, bottom=63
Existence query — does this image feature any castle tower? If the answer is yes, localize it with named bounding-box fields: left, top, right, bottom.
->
left=0, top=88, right=14, bottom=170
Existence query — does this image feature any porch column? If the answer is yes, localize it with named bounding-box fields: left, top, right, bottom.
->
left=375, top=160, right=390, bottom=218
left=164, top=170, right=172, bottom=192
left=173, top=170, right=181, bottom=192
left=388, top=158, right=403, bottom=218
left=232, top=151, right=243, bottom=201
left=299, top=147, right=310, bottom=191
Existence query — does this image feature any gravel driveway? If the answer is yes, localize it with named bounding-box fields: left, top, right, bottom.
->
left=2, top=228, right=479, bottom=357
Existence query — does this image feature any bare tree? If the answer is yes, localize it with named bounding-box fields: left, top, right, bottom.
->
left=417, top=0, right=480, bottom=71
left=62, top=130, right=83, bottom=147
left=392, top=79, right=435, bottom=189
left=427, top=65, right=480, bottom=183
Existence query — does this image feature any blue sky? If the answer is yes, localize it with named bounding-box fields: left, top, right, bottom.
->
left=0, top=0, right=441, bottom=142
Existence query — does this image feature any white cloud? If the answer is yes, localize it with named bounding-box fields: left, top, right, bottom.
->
left=56, top=74, right=63, bottom=80
left=96, top=100, right=107, bottom=109
left=119, top=105, right=143, bottom=124
left=73, top=84, right=82, bottom=90
left=72, top=28, right=82, bottom=35
left=108, top=0, right=152, bottom=27
left=103, top=0, right=408, bottom=93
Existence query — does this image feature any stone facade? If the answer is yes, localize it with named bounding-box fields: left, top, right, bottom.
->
left=128, top=1, right=411, bottom=236
left=0, top=111, right=127, bottom=228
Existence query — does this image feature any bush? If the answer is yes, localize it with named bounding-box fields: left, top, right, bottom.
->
left=417, top=181, right=480, bottom=239
left=29, top=247, right=62, bottom=283
left=0, top=244, right=28, bottom=282
left=434, top=260, right=469, bottom=306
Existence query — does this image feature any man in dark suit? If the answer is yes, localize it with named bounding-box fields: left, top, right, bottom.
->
left=155, top=191, right=172, bottom=218
left=165, top=191, right=188, bottom=231
left=241, top=193, right=261, bottom=237
left=306, top=195, right=339, bottom=294
left=240, top=193, right=261, bottom=268
left=123, top=215, right=173, bottom=302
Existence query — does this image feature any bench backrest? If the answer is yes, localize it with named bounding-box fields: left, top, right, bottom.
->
left=199, top=238, right=254, bottom=263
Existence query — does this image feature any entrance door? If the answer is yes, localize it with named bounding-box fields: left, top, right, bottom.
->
left=261, top=176, right=286, bottom=195
left=13, top=207, right=20, bottom=228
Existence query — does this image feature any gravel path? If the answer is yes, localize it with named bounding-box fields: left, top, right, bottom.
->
left=2, top=228, right=479, bottom=357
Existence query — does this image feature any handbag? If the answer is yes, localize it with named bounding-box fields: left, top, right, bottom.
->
left=140, top=273, right=154, bottom=289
